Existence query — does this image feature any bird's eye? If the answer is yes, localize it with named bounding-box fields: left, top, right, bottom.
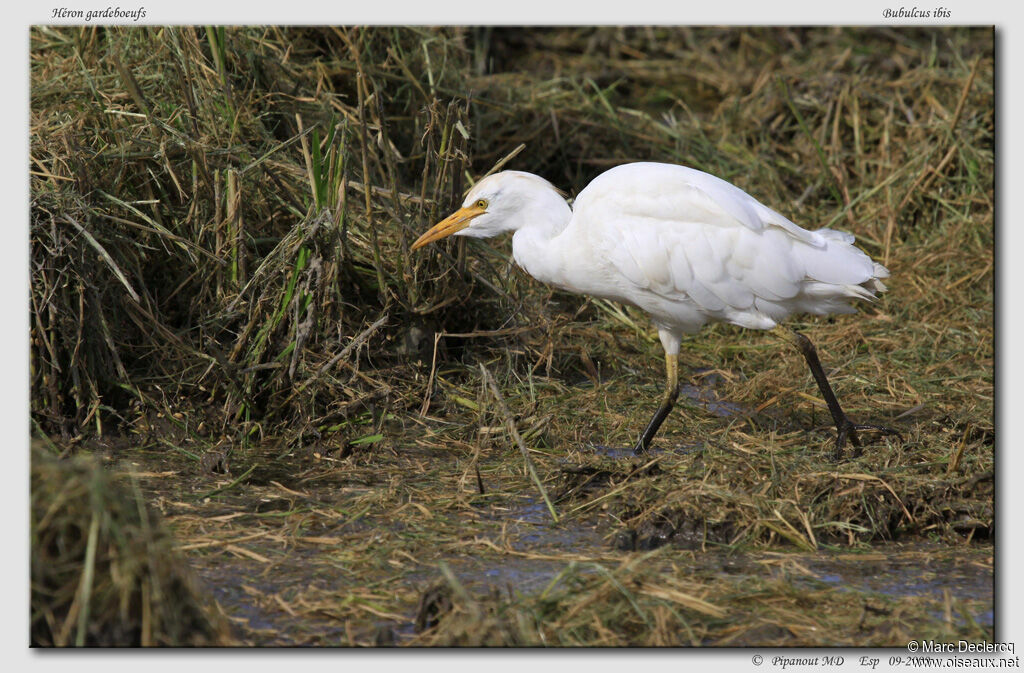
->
left=475, top=199, right=488, bottom=209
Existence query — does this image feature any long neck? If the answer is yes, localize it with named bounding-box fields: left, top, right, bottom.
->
left=510, top=199, right=574, bottom=288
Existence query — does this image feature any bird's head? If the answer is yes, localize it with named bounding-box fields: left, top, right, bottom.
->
left=411, top=171, right=567, bottom=250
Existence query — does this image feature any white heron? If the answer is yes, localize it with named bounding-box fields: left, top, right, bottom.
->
left=412, top=162, right=900, bottom=457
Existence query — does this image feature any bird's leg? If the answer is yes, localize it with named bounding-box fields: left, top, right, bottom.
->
left=632, top=351, right=681, bottom=456
left=778, top=328, right=902, bottom=460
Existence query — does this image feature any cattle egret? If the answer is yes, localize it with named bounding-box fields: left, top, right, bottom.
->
left=412, top=162, right=899, bottom=457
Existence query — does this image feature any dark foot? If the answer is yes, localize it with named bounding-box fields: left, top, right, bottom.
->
left=785, top=328, right=903, bottom=461
left=833, top=419, right=903, bottom=461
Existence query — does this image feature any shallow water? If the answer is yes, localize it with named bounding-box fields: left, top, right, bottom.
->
left=187, top=494, right=992, bottom=644
left=106, top=439, right=993, bottom=646
left=805, top=551, right=994, bottom=626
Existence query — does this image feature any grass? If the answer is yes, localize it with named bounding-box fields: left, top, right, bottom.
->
left=30, top=26, right=992, bottom=646
left=30, top=444, right=232, bottom=646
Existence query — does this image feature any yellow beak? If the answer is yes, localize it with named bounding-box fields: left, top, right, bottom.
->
left=411, top=204, right=486, bottom=251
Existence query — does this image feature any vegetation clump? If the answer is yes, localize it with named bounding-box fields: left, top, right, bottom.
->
left=31, top=446, right=231, bottom=646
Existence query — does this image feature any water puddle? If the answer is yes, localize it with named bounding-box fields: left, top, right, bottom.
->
left=679, top=382, right=745, bottom=418
left=105, top=438, right=992, bottom=645
left=801, top=550, right=993, bottom=626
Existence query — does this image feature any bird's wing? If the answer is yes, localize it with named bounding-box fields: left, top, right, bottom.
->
left=574, top=164, right=876, bottom=321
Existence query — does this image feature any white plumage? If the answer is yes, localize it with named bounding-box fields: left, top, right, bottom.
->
left=413, top=162, right=897, bottom=456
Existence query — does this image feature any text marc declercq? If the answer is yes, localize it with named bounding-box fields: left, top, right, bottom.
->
left=921, top=641, right=1014, bottom=654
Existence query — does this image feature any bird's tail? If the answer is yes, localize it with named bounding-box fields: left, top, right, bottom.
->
left=718, top=228, right=889, bottom=331
left=793, top=230, right=889, bottom=315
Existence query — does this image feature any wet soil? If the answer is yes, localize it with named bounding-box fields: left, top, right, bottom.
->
left=95, top=436, right=994, bottom=646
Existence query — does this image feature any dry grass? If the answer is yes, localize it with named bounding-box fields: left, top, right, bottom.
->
left=409, top=547, right=991, bottom=647
left=30, top=26, right=992, bottom=646
left=30, top=444, right=232, bottom=646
